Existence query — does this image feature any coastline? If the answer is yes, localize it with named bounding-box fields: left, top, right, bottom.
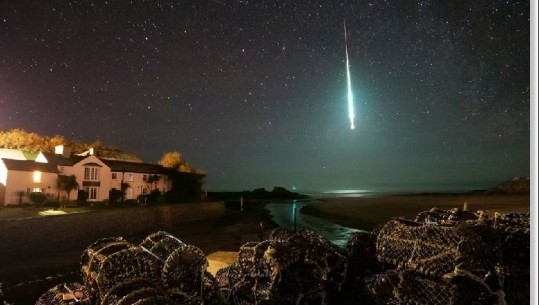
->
left=302, top=193, right=530, bottom=231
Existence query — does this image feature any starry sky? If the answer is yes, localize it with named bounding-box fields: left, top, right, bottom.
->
left=0, top=1, right=530, bottom=192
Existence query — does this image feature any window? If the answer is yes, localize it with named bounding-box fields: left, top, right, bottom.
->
left=112, top=173, right=117, bottom=180
left=32, top=187, right=42, bottom=193
left=84, top=167, right=100, bottom=181
left=143, top=174, right=148, bottom=181
left=142, top=188, right=148, bottom=195
left=84, top=186, right=98, bottom=201
left=33, top=171, right=42, bottom=183
left=127, top=173, right=134, bottom=182
left=58, top=166, right=64, bottom=173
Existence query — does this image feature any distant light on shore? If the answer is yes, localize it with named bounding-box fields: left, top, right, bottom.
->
left=313, top=190, right=374, bottom=198
left=325, top=190, right=371, bottom=194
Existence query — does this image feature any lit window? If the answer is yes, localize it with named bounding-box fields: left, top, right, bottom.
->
left=84, top=167, right=100, bottom=181
left=33, top=171, right=42, bottom=183
left=32, top=187, right=42, bottom=193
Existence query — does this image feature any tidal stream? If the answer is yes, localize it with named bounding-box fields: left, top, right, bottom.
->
left=265, top=200, right=363, bottom=247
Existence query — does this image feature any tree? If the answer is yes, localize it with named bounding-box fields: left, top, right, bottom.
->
left=158, top=151, right=183, bottom=169
left=158, top=151, right=196, bottom=173
left=57, top=175, right=78, bottom=207
left=42, top=135, right=67, bottom=152
left=120, top=182, right=130, bottom=202
left=165, top=172, right=205, bottom=203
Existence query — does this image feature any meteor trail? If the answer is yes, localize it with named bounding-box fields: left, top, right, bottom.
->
left=343, top=20, right=355, bottom=130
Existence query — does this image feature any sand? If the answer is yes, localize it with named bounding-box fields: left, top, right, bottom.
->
left=207, top=251, right=238, bottom=275
left=303, top=194, right=530, bottom=230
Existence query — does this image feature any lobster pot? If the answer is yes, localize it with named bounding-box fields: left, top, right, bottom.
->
left=216, top=229, right=346, bottom=305
left=81, top=237, right=134, bottom=298
left=215, top=263, right=242, bottom=303
left=140, top=231, right=188, bottom=262
left=367, top=269, right=501, bottom=305
left=288, top=230, right=348, bottom=290
left=94, top=247, right=161, bottom=298
left=414, top=208, right=487, bottom=225
left=100, top=277, right=175, bottom=305
left=376, top=218, right=502, bottom=279
left=492, top=213, right=530, bottom=305
left=492, top=213, right=530, bottom=265
left=202, top=271, right=227, bottom=305
left=268, top=227, right=294, bottom=242
left=160, top=244, right=208, bottom=304
left=34, top=283, right=92, bottom=305
left=140, top=231, right=209, bottom=305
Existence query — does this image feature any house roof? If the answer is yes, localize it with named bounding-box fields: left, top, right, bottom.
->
left=22, top=151, right=39, bottom=160
left=1, top=158, right=59, bottom=173
left=0, top=149, right=27, bottom=160
left=101, top=159, right=172, bottom=174
left=41, top=153, right=85, bottom=166
left=41, top=152, right=171, bottom=174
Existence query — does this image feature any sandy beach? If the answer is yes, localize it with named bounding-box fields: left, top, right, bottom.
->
left=302, top=194, right=530, bottom=231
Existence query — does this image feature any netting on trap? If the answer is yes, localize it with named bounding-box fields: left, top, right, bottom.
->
left=492, top=212, right=530, bottom=305
left=161, top=244, right=208, bottom=304
left=376, top=218, right=502, bottom=279
left=365, top=209, right=532, bottom=305
left=99, top=277, right=177, bottom=305
left=366, top=269, right=500, bottom=305
left=140, top=231, right=188, bottom=262
left=215, top=229, right=347, bottom=305
left=140, top=231, right=210, bottom=305
left=414, top=207, right=489, bottom=225
left=80, top=237, right=137, bottom=298
left=34, top=282, right=92, bottom=305
left=94, top=247, right=161, bottom=298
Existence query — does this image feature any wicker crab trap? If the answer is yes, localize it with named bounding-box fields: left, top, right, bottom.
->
left=367, top=208, right=530, bottom=305
left=33, top=208, right=529, bottom=305
left=215, top=229, right=348, bottom=305
left=36, top=231, right=224, bottom=305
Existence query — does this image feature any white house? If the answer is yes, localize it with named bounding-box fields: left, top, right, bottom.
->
left=0, top=146, right=173, bottom=205
left=0, top=158, right=59, bottom=205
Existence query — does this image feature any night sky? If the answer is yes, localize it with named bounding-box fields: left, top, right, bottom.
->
left=0, top=1, right=530, bottom=192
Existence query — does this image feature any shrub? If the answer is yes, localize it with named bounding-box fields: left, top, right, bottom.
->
left=29, top=192, right=46, bottom=206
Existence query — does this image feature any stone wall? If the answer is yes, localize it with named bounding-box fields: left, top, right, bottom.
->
left=0, top=201, right=224, bottom=260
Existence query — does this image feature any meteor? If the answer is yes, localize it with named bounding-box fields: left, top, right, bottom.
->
left=343, top=20, right=355, bottom=130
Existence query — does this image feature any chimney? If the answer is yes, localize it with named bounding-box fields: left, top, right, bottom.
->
left=54, top=145, right=72, bottom=158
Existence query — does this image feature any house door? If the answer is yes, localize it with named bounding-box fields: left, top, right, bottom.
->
left=84, top=186, right=99, bottom=201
